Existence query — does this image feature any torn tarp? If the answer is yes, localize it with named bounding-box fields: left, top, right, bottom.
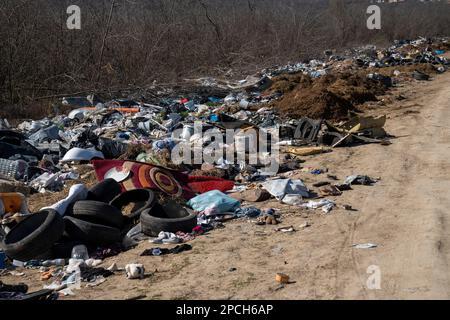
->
left=262, top=179, right=310, bottom=200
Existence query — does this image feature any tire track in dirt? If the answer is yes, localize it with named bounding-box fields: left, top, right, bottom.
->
left=333, top=72, right=450, bottom=299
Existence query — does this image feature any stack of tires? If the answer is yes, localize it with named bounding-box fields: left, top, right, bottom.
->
left=63, top=180, right=157, bottom=253
left=0, top=179, right=154, bottom=261
left=1, top=178, right=198, bottom=262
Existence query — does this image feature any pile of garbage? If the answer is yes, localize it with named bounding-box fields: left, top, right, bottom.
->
left=352, top=37, right=449, bottom=69
left=0, top=37, right=448, bottom=299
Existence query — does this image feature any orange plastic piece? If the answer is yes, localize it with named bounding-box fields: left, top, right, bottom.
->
left=0, top=193, right=25, bottom=214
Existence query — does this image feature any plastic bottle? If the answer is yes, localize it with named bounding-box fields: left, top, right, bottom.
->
left=71, top=245, right=89, bottom=261
left=42, top=259, right=66, bottom=267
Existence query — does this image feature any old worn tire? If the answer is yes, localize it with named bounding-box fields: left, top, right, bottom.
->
left=0, top=210, right=64, bottom=262
left=72, top=200, right=124, bottom=229
left=87, top=179, right=122, bottom=203
left=110, top=189, right=155, bottom=220
left=412, top=71, right=430, bottom=81
left=63, top=216, right=121, bottom=246
left=140, top=202, right=197, bottom=237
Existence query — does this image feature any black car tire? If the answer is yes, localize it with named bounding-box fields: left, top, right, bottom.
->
left=140, top=202, right=197, bottom=237
left=72, top=200, right=124, bottom=229
left=63, top=216, right=121, bottom=246
left=0, top=210, right=64, bottom=262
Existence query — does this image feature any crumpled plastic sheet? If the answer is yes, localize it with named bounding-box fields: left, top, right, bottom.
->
left=301, top=199, right=336, bottom=213
left=30, top=171, right=79, bottom=192
left=262, top=179, right=310, bottom=200
left=28, top=125, right=61, bottom=143
left=344, top=175, right=377, bottom=186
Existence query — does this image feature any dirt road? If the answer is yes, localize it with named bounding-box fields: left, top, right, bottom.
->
left=2, top=71, right=450, bottom=300
left=332, top=70, right=450, bottom=299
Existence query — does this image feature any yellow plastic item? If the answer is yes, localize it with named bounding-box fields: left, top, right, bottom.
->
left=283, top=146, right=328, bottom=156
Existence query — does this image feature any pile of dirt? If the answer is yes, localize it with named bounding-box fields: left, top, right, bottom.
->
left=371, top=63, right=440, bottom=78
left=268, top=72, right=387, bottom=121
left=432, top=42, right=450, bottom=51
left=265, top=73, right=312, bottom=95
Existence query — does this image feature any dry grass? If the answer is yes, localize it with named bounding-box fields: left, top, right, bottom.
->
left=0, top=0, right=449, bottom=110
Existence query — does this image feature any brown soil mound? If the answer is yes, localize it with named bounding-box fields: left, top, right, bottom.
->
left=269, top=72, right=387, bottom=121
left=265, top=73, right=312, bottom=95
left=371, top=63, right=440, bottom=78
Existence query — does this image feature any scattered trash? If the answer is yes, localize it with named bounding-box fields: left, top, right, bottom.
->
left=140, top=244, right=193, bottom=256
left=107, top=263, right=119, bottom=272
left=256, top=215, right=280, bottom=226
left=352, top=243, right=378, bottom=249
left=344, top=175, right=378, bottom=186
left=187, top=190, right=241, bottom=213
left=263, top=179, right=310, bottom=200
left=313, top=181, right=330, bottom=188
left=319, top=185, right=343, bottom=197
left=241, top=189, right=271, bottom=203
left=151, top=232, right=182, bottom=244
left=125, top=264, right=145, bottom=280
left=299, top=222, right=311, bottom=229
left=301, top=199, right=336, bottom=213
left=412, top=70, right=430, bottom=81
left=0, top=35, right=446, bottom=300
left=275, top=273, right=290, bottom=284
left=275, top=226, right=296, bottom=233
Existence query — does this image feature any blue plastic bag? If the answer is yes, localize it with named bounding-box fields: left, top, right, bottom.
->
left=187, top=190, right=240, bottom=213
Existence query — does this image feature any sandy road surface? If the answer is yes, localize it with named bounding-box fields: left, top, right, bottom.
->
left=2, top=71, right=450, bottom=300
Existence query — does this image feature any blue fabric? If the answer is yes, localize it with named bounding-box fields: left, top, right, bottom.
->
left=234, top=207, right=261, bottom=218
left=152, top=139, right=176, bottom=152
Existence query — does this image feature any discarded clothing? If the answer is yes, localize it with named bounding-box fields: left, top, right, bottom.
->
left=152, top=232, right=182, bottom=244
left=140, top=244, right=192, bottom=256
left=234, top=207, right=261, bottom=218
left=91, top=246, right=122, bottom=260
left=80, top=267, right=114, bottom=282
